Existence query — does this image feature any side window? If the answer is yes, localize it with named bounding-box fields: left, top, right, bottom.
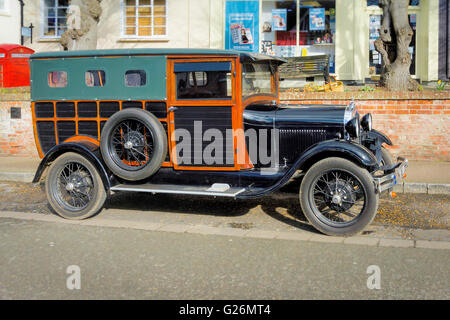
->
left=174, top=62, right=232, bottom=100
left=125, top=70, right=146, bottom=87
left=85, top=70, right=106, bottom=87
left=48, top=71, right=68, bottom=88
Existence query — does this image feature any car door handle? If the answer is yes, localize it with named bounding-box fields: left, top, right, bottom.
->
left=168, top=107, right=178, bottom=112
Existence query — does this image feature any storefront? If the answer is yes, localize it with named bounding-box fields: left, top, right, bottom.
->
left=224, top=0, right=440, bottom=83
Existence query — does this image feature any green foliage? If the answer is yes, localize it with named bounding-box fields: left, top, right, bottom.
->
left=359, top=86, right=376, bottom=92
left=436, top=80, right=447, bottom=91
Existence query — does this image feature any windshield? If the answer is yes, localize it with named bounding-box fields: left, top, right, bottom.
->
left=242, top=62, right=277, bottom=99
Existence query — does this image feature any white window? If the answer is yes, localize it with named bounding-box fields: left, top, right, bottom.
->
left=41, top=0, right=69, bottom=38
left=121, top=0, right=168, bottom=39
left=0, top=0, right=9, bottom=15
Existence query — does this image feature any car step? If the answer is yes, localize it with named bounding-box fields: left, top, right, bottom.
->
left=110, top=183, right=246, bottom=197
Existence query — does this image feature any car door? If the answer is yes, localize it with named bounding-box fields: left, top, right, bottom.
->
left=167, top=58, right=238, bottom=171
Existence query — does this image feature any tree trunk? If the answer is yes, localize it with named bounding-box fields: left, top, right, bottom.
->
left=60, top=0, right=102, bottom=51
left=375, top=0, right=419, bottom=91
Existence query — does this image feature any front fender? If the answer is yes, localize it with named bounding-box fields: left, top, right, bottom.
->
left=238, top=139, right=377, bottom=199
left=362, top=129, right=393, bottom=146
left=296, top=139, right=378, bottom=171
left=32, top=141, right=111, bottom=191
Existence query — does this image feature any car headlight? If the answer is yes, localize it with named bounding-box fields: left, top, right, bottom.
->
left=345, top=117, right=360, bottom=138
left=361, top=113, right=372, bottom=132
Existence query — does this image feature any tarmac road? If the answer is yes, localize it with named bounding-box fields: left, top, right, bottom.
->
left=0, top=181, right=448, bottom=241
left=0, top=217, right=449, bottom=300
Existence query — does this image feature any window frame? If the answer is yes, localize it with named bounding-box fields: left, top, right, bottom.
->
left=0, top=0, right=10, bottom=16
left=40, top=0, right=69, bottom=39
left=120, top=0, right=168, bottom=40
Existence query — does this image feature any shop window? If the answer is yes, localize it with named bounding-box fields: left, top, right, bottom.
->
left=85, top=70, right=106, bottom=87
left=260, top=1, right=336, bottom=72
left=367, top=0, right=419, bottom=6
left=122, top=0, right=167, bottom=38
left=174, top=62, right=232, bottom=100
left=125, top=70, right=147, bottom=87
left=42, top=0, right=69, bottom=38
left=48, top=71, right=67, bottom=88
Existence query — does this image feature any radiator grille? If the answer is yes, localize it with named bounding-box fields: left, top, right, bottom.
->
left=36, top=121, right=56, bottom=153
left=279, top=128, right=328, bottom=162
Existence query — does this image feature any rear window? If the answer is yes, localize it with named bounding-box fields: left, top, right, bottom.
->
left=125, top=70, right=146, bottom=87
left=85, top=70, right=106, bottom=87
left=48, top=71, right=68, bottom=88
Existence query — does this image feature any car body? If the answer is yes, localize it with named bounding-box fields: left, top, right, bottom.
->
left=30, top=48, right=407, bottom=236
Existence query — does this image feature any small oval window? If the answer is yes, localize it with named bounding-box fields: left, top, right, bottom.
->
left=48, top=71, right=68, bottom=88
left=125, top=70, right=146, bottom=87
left=85, top=70, right=106, bottom=87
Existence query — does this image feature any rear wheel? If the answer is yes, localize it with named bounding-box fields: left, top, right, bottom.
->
left=299, top=157, right=379, bottom=236
left=46, top=152, right=106, bottom=219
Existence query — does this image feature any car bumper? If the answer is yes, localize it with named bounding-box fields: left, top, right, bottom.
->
left=373, top=157, right=408, bottom=194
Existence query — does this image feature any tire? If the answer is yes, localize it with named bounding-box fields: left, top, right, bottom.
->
left=45, top=152, right=107, bottom=220
left=100, top=108, right=168, bottom=181
left=299, top=157, right=379, bottom=236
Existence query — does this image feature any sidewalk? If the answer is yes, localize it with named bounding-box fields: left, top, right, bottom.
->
left=0, top=156, right=449, bottom=194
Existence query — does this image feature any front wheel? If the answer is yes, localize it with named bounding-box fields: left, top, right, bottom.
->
left=46, top=152, right=107, bottom=219
left=299, top=157, right=379, bottom=236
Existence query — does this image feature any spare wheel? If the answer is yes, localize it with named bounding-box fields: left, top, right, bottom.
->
left=100, top=108, right=168, bottom=181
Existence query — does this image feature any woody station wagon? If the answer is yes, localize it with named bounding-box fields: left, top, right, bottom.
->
left=30, top=49, right=407, bottom=236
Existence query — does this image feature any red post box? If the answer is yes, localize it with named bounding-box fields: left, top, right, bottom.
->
left=0, top=44, right=35, bottom=88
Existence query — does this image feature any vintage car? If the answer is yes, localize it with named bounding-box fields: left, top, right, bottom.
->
left=30, top=49, right=407, bottom=236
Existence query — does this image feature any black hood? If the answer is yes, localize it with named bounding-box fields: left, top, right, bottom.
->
left=275, top=104, right=347, bottom=128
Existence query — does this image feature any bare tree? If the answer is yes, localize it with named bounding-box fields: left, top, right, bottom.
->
left=60, top=0, right=102, bottom=51
left=375, top=0, right=419, bottom=91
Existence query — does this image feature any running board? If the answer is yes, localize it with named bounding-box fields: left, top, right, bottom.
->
left=110, top=183, right=246, bottom=197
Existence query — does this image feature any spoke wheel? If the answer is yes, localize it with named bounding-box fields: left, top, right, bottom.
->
left=55, top=162, right=94, bottom=211
left=300, top=157, right=379, bottom=236
left=109, top=119, right=154, bottom=171
left=46, top=152, right=107, bottom=220
left=100, top=108, right=168, bottom=181
left=310, top=169, right=366, bottom=226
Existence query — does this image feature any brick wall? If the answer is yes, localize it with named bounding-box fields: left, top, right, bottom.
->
left=281, top=91, right=450, bottom=161
left=0, top=89, right=449, bottom=161
left=0, top=90, right=38, bottom=158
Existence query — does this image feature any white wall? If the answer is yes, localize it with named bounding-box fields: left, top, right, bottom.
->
left=0, top=0, right=21, bottom=45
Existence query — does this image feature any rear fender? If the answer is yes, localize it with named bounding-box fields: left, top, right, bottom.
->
left=32, top=141, right=111, bottom=191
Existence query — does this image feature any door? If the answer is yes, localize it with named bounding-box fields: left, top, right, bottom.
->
left=167, top=58, right=238, bottom=170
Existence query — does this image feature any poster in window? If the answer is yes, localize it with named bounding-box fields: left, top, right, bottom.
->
left=225, top=0, right=259, bottom=52
left=272, top=9, right=287, bottom=31
left=309, top=8, right=325, bottom=31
